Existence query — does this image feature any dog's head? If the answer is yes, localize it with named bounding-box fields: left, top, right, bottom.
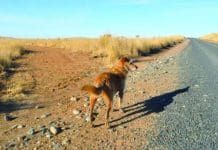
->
left=119, top=57, right=138, bottom=71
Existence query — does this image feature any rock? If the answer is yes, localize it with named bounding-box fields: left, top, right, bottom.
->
left=85, top=116, right=91, bottom=122
left=46, top=132, right=52, bottom=138
left=75, top=115, right=82, bottom=119
left=41, top=113, right=51, bottom=119
left=83, top=103, right=89, bottom=107
left=70, top=96, right=79, bottom=102
left=72, top=109, right=81, bottom=115
left=4, top=114, right=16, bottom=121
left=17, top=125, right=25, bottom=129
left=62, top=138, right=71, bottom=145
left=27, top=128, right=35, bottom=135
left=17, top=135, right=26, bottom=142
left=11, top=124, right=18, bottom=129
left=49, top=126, right=61, bottom=135
left=194, top=84, right=199, bottom=88
left=35, top=105, right=43, bottom=109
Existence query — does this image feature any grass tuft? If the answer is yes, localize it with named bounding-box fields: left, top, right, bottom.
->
left=201, top=33, right=218, bottom=43
left=0, top=39, right=25, bottom=71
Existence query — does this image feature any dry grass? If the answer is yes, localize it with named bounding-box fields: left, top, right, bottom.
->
left=0, top=38, right=25, bottom=71
left=26, top=35, right=184, bottom=62
left=201, top=33, right=218, bottom=43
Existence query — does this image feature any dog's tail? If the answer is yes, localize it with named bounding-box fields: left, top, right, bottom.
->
left=81, top=85, right=102, bottom=96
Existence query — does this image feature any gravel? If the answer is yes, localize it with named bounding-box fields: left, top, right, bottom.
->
left=145, top=39, right=218, bottom=149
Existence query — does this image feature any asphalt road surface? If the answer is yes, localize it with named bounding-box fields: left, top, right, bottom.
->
left=146, top=39, right=218, bottom=149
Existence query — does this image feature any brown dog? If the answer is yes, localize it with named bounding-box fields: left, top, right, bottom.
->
left=82, top=57, right=138, bottom=128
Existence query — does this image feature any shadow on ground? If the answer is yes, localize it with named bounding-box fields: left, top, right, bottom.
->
left=4, top=49, right=35, bottom=79
left=0, top=100, right=35, bottom=113
left=95, top=86, right=189, bottom=128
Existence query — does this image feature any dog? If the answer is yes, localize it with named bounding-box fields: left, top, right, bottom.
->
left=82, top=57, right=138, bottom=128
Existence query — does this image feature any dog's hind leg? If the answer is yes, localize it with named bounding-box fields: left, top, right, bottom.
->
left=102, top=93, right=113, bottom=128
left=89, top=95, right=97, bottom=127
left=118, top=90, right=125, bottom=113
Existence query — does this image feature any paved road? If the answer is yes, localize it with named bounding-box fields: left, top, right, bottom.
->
left=146, top=39, right=218, bottom=149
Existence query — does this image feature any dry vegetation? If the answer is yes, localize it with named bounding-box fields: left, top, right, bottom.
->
left=26, top=35, right=185, bottom=62
left=0, top=38, right=25, bottom=71
left=201, top=33, right=218, bottom=43
left=0, top=35, right=185, bottom=72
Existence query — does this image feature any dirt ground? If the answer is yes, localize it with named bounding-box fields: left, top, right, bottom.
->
left=0, top=40, right=189, bottom=150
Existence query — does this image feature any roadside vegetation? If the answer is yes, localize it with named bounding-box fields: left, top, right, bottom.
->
left=26, top=35, right=185, bottom=62
left=0, top=38, right=30, bottom=101
left=201, top=33, right=218, bottom=43
left=0, top=38, right=25, bottom=72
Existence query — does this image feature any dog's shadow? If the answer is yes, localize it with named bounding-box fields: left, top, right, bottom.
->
left=95, top=86, right=189, bottom=128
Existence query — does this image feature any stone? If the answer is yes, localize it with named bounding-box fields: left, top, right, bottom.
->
left=70, top=96, right=79, bottom=102
left=46, top=132, right=52, bottom=138
left=35, top=105, right=43, bottom=109
left=85, top=116, right=91, bottom=122
left=49, top=126, right=61, bottom=135
left=17, top=135, right=26, bottom=142
left=27, top=128, right=35, bottom=135
left=11, top=124, right=18, bottom=129
left=17, top=125, right=25, bottom=129
left=83, top=103, right=88, bottom=107
left=4, top=114, right=16, bottom=121
left=72, top=109, right=80, bottom=115
left=41, top=113, right=51, bottom=119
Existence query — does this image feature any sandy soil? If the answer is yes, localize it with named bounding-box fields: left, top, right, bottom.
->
left=0, top=40, right=189, bottom=150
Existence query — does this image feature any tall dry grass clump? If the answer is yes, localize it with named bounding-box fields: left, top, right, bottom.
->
left=0, top=39, right=25, bottom=71
left=98, top=35, right=185, bottom=62
left=201, top=33, right=218, bottom=43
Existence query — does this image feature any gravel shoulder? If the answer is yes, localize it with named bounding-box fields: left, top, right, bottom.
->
left=0, top=41, right=189, bottom=149
left=146, top=39, right=218, bottom=149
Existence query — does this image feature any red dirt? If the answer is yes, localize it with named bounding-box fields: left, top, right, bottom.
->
left=0, top=40, right=189, bottom=149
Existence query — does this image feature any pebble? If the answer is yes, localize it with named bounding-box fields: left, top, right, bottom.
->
left=41, top=113, right=51, bottom=119
left=73, top=109, right=81, bottom=115
left=27, top=128, right=35, bottom=135
left=17, top=135, right=26, bottom=142
left=4, top=114, right=16, bottom=121
left=17, top=125, right=25, bottom=129
left=11, top=124, right=18, bottom=129
left=46, top=132, right=52, bottom=138
left=49, top=126, right=61, bottom=135
left=194, top=84, right=199, bottom=88
left=35, top=105, right=43, bottom=109
left=70, top=96, right=79, bottom=102
left=83, top=103, right=89, bottom=107
left=85, top=116, right=91, bottom=122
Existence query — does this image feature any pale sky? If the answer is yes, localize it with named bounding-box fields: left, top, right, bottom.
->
left=0, top=0, right=218, bottom=38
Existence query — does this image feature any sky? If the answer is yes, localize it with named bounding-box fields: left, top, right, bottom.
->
left=0, top=0, right=218, bottom=38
